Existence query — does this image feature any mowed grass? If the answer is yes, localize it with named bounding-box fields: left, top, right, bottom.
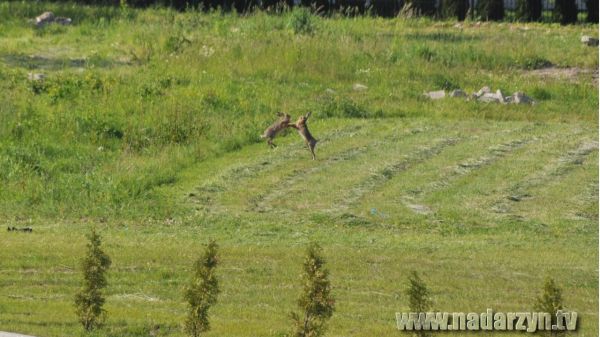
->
left=2, top=119, right=597, bottom=337
left=0, top=2, right=598, bottom=337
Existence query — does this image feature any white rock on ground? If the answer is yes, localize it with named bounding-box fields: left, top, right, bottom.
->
left=478, top=92, right=501, bottom=103
left=0, top=332, right=38, bottom=337
left=35, top=11, right=54, bottom=26
left=495, top=89, right=506, bottom=103
left=35, top=11, right=72, bottom=27
left=474, top=86, right=491, bottom=98
left=27, top=73, right=45, bottom=81
left=353, top=83, right=368, bottom=91
left=424, top=90, right=446, bottom=100
left=581, top=35, right=599, bottom=46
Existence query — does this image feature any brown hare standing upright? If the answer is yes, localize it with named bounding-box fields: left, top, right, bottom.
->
left=288, top=112, right=318, bottom=160
left=261, top=112, right=291, bottom=148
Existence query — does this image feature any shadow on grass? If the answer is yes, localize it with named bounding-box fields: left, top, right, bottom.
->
left=404, top=32, right=481, bottom=42
left=0, top=53, right=132, bottom=70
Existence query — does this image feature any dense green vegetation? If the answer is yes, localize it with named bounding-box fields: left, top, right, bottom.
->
left=1, top=2, right=597, bottom=220
left=0, top=2, right=597, bottom=337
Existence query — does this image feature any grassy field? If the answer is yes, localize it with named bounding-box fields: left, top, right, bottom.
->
left=0, top=2, right=598, bottom=337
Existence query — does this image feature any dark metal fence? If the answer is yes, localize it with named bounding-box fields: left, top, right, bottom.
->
left=492, top=0, right=587, bottom=11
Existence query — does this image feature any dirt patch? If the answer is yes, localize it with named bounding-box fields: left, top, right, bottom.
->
left=525, top=66, right=598, bottom=86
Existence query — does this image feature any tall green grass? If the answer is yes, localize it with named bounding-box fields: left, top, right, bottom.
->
left=0, top=2, right=597, bottom=220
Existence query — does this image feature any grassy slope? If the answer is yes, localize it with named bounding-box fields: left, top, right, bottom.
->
left=0, top=2, right=598, bottom=337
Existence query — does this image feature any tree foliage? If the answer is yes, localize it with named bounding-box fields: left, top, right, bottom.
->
left=440, top=0, right=468, bottom=20
left=515, top=0, right=542, bottom=21
left=406, top=271, right=432, bottom=313
left=534, top=277, right=564, bottom=315
left=406, top=271, right=432, bottom=337
left=184, top=240, right=220, bottom=337
left=477, top=0, right=504, bottom=21
left=586, top=0, right=598, bottom=23
left=553, top=0, right=578, bottom=24
left=290, top=243, right=335, bottom=337
left=74, top=228, right=112, bottom=331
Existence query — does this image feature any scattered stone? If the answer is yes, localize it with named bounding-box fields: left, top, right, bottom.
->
left=449, top=89, right=467, bottom=97
left=7, top=226, right=33, bottom=233
left=424, top=87, right=535, bottom=105
left=35, top=11, right=54, bottom=26
left=54, top=17, right=72, bottom=25
left=478, top=92, right=501, bottom=103
left=512, top=91, right=535, bottom=105
left=474, top=86, right=491, bottom=98
left=581, top=35, right=599, bottom=46
left=495, top=89, right=506, bottom=104
left=27, top=73, right=45, bottom=81
left=424, top=90, right=446, bottom=100
left=34, top=11, right=72, bottom=27
left=352, top=83, right=368, bottom=91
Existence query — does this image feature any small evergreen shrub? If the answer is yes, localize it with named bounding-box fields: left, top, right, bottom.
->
left=290, top=243, right=335, bottom=337
left=184, top=240, right=220, bottom=337
left=534, top=277, right=564, bottom=321
left=74, top=228, right=112, bottom=331
left=289, top=8, right=315, bottom=35
left=406, top=271, right=432, bottom=337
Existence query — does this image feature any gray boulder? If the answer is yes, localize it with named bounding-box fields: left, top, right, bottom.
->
left=353, top=83, right=368, bottom=91
left=581, top=36, right=599, bottom=46
left=474, top=86, right=491, bottom=98
left=35, top=11, right=54, bottom=26
left=512, top=92, right=535, bottom=105
left=450, top=89, right=467, bottom=97
left=424, top=90, right=446, bottom=100
left=35, top=11, right=71, bottom=27
left=27, top=73, right=45, bottom=81
left=478, top=92, right=501, bottom=103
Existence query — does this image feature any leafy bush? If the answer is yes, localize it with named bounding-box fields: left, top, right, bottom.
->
left=290, top=243, right=335, bottom=337
left=74, top=228, right=112, bottom=331
left=289, top=8, right=315, bottom=35
left=184, top=240, right=220, bottom=337
left=520, top=56, right=552, bottom=70
left=553, top=0, right=578, bottom=24
left=515, top=0, right=542, bottom=21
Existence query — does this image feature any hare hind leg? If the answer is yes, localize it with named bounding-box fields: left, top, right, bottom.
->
left=308, top=141, right=317, bottom=160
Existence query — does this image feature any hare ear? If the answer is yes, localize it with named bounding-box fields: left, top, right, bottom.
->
left=305, top=111, right=312, bottom=118
left=276, top=111, right=284, bottom=117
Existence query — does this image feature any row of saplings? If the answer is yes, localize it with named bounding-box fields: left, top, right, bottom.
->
left=75, top=229, right=569, bottom=336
